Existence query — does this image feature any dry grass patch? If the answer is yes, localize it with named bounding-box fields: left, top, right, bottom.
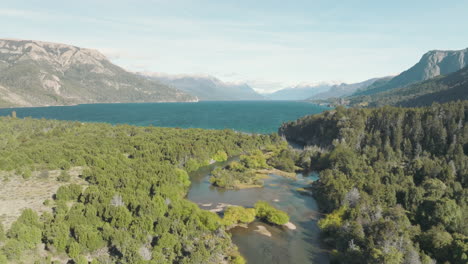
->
left=0, top=166, right=87, bottom=229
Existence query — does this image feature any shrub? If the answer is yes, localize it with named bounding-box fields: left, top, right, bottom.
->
left=0, top=223, right=5, bottom=242
left=2, top=239, right=22, bottom=260
left=55, top=184, right=82, bottom=201
left=254, top=201, right=289, bottom=225
left=57, top=170, right=71, bottom=182
left=222, top=206, right=256, bottom=226
left=212, top=150, right=228, bottom=162
left=318, top=206, right=346, bottom=232
left=22, top=169, right=32, bottom=180
left=175, top=169, right=190, bottom=187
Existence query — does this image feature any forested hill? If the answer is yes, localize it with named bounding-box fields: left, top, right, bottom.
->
left=0, top=117, right=281, bottom=263
left=279, top=101, right=468, bottom=263
left=350, top=66, right=468, bottom=107
left=0, top=39, right=196, bottom=107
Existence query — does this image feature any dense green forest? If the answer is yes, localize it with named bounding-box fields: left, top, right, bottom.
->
left=0, top=117, right=283, bottom=263
left=349, top=66, right=468, bottom=107
left=280, top=101, right=468, bottom=264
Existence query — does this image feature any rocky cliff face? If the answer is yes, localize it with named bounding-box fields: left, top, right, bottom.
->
left=353, top=48, right=468, bottom=96
left=0, top=39, right=196, bottom=107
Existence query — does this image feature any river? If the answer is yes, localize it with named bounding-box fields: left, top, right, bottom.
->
left=188, top=159, right=329, bottom=264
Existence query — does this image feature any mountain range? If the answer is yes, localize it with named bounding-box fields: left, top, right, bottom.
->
left=265, top=83, right=334, bottom=100
left=0, top=38, right=466, bottom=108
left=346, top=47, right=468, bottom=107
left=350, top=65, right=468, bottom=107
left=0, top=39, right=196, bottom=107
left=141, top=73, right=264, bottom=101
left=352, top=48, right=468, bottom=97
left=307, top=77, right=389, bottom=100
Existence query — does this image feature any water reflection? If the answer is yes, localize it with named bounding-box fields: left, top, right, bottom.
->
left=188, top=160, right=329, bottom=264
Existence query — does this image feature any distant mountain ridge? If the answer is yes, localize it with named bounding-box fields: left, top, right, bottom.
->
left=307, top=77, right=388, bottom=100
left=142, top=73, right=264, bottom=101
left=353, top=48, right=468, bottom=96
left=265, top=83, right=335, bottom=100
left=0, top=39, right=196, bottom=107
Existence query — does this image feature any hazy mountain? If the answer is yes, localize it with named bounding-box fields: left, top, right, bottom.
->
left=0, top=39, right=196, bottom=107
left=308, top=77, right=388, bottom=100
left=265, top=83, right=334, bottom=100
left=141, top=73, right=264, bottom=101
left=353, top=48, right=468, bottom=96
left=350, top=66, right=468, bottom=107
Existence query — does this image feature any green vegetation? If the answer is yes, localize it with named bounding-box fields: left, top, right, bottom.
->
left=221, top=203, right=289, bottom=227
left=212, top=150, right=228, bottom=162
left=210, top=145, right=299, bottom=189
left=0, top=117, right=281, bottom=263
left=210, top=165, right=261, bottom=189
left=254, top=201, right=290, bottom=225
left=222, top=206, right=256, bottom=227
left=280, top=101, right=468, bottom=264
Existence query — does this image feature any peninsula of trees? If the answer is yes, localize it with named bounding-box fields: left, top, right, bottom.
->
left=280, top=101, right=468, bottom=264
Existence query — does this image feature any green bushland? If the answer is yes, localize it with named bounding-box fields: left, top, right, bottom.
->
left=210, top=161, right=261, bottom=189
left=254, top=201, right=290, bottom=225
left=221, top=203, right=289, bottom=227
left=222, top=206, right=256, bottom=227
left=280, top=101, right=468, bottom=264
left=210, top=145, right=300, bottom=189
left=0, top=117, right=282, bottom=263
left=212, top=150, right=228, bottom=162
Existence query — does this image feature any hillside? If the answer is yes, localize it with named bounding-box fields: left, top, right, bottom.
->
left=0, top=39, right=197, bottom=107
left=352, top=48, right=468, bottom=96
left=142, top=73, right=264, bottom=101
left=265, top=83, right=333, bottom=100
left=350, top=66, right=468, bottom=107
left=279, top=102, right=468, bottom=264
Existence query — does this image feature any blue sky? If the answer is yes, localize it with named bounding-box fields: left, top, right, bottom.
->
left=2, top=0, right=467, bottom=92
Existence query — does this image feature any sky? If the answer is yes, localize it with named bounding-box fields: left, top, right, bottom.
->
left=2, top=0, right=468, bottom=93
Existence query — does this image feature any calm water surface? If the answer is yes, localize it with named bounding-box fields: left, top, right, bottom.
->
left=0, top=101, right=329, bottom=134
left=188, top=159, right=328, bottom=264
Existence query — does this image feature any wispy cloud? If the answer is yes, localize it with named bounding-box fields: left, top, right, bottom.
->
left=0, top=8, right=45, bottom=19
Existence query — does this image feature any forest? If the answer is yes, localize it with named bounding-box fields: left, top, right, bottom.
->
left=0, top=117, right=283, bottom=264
left=280, top=101, right=468, bottom=264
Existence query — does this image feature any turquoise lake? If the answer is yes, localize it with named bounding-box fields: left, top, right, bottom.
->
left=0, top=101, right=329, bottom=134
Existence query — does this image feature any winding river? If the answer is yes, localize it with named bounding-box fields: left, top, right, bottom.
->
left=188, top=159, right=329, bottom=264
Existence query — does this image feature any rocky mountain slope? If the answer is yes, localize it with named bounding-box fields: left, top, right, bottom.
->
left=353, top=48, right=468, bottom=96
left=142, top=73, right=264, bottom=101
left=0, top=39, right=196, bottom=107
left=350, top=66, right=468, bottom=107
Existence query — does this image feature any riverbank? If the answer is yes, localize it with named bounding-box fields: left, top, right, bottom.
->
left=188, top=167, right=329, bottom=264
